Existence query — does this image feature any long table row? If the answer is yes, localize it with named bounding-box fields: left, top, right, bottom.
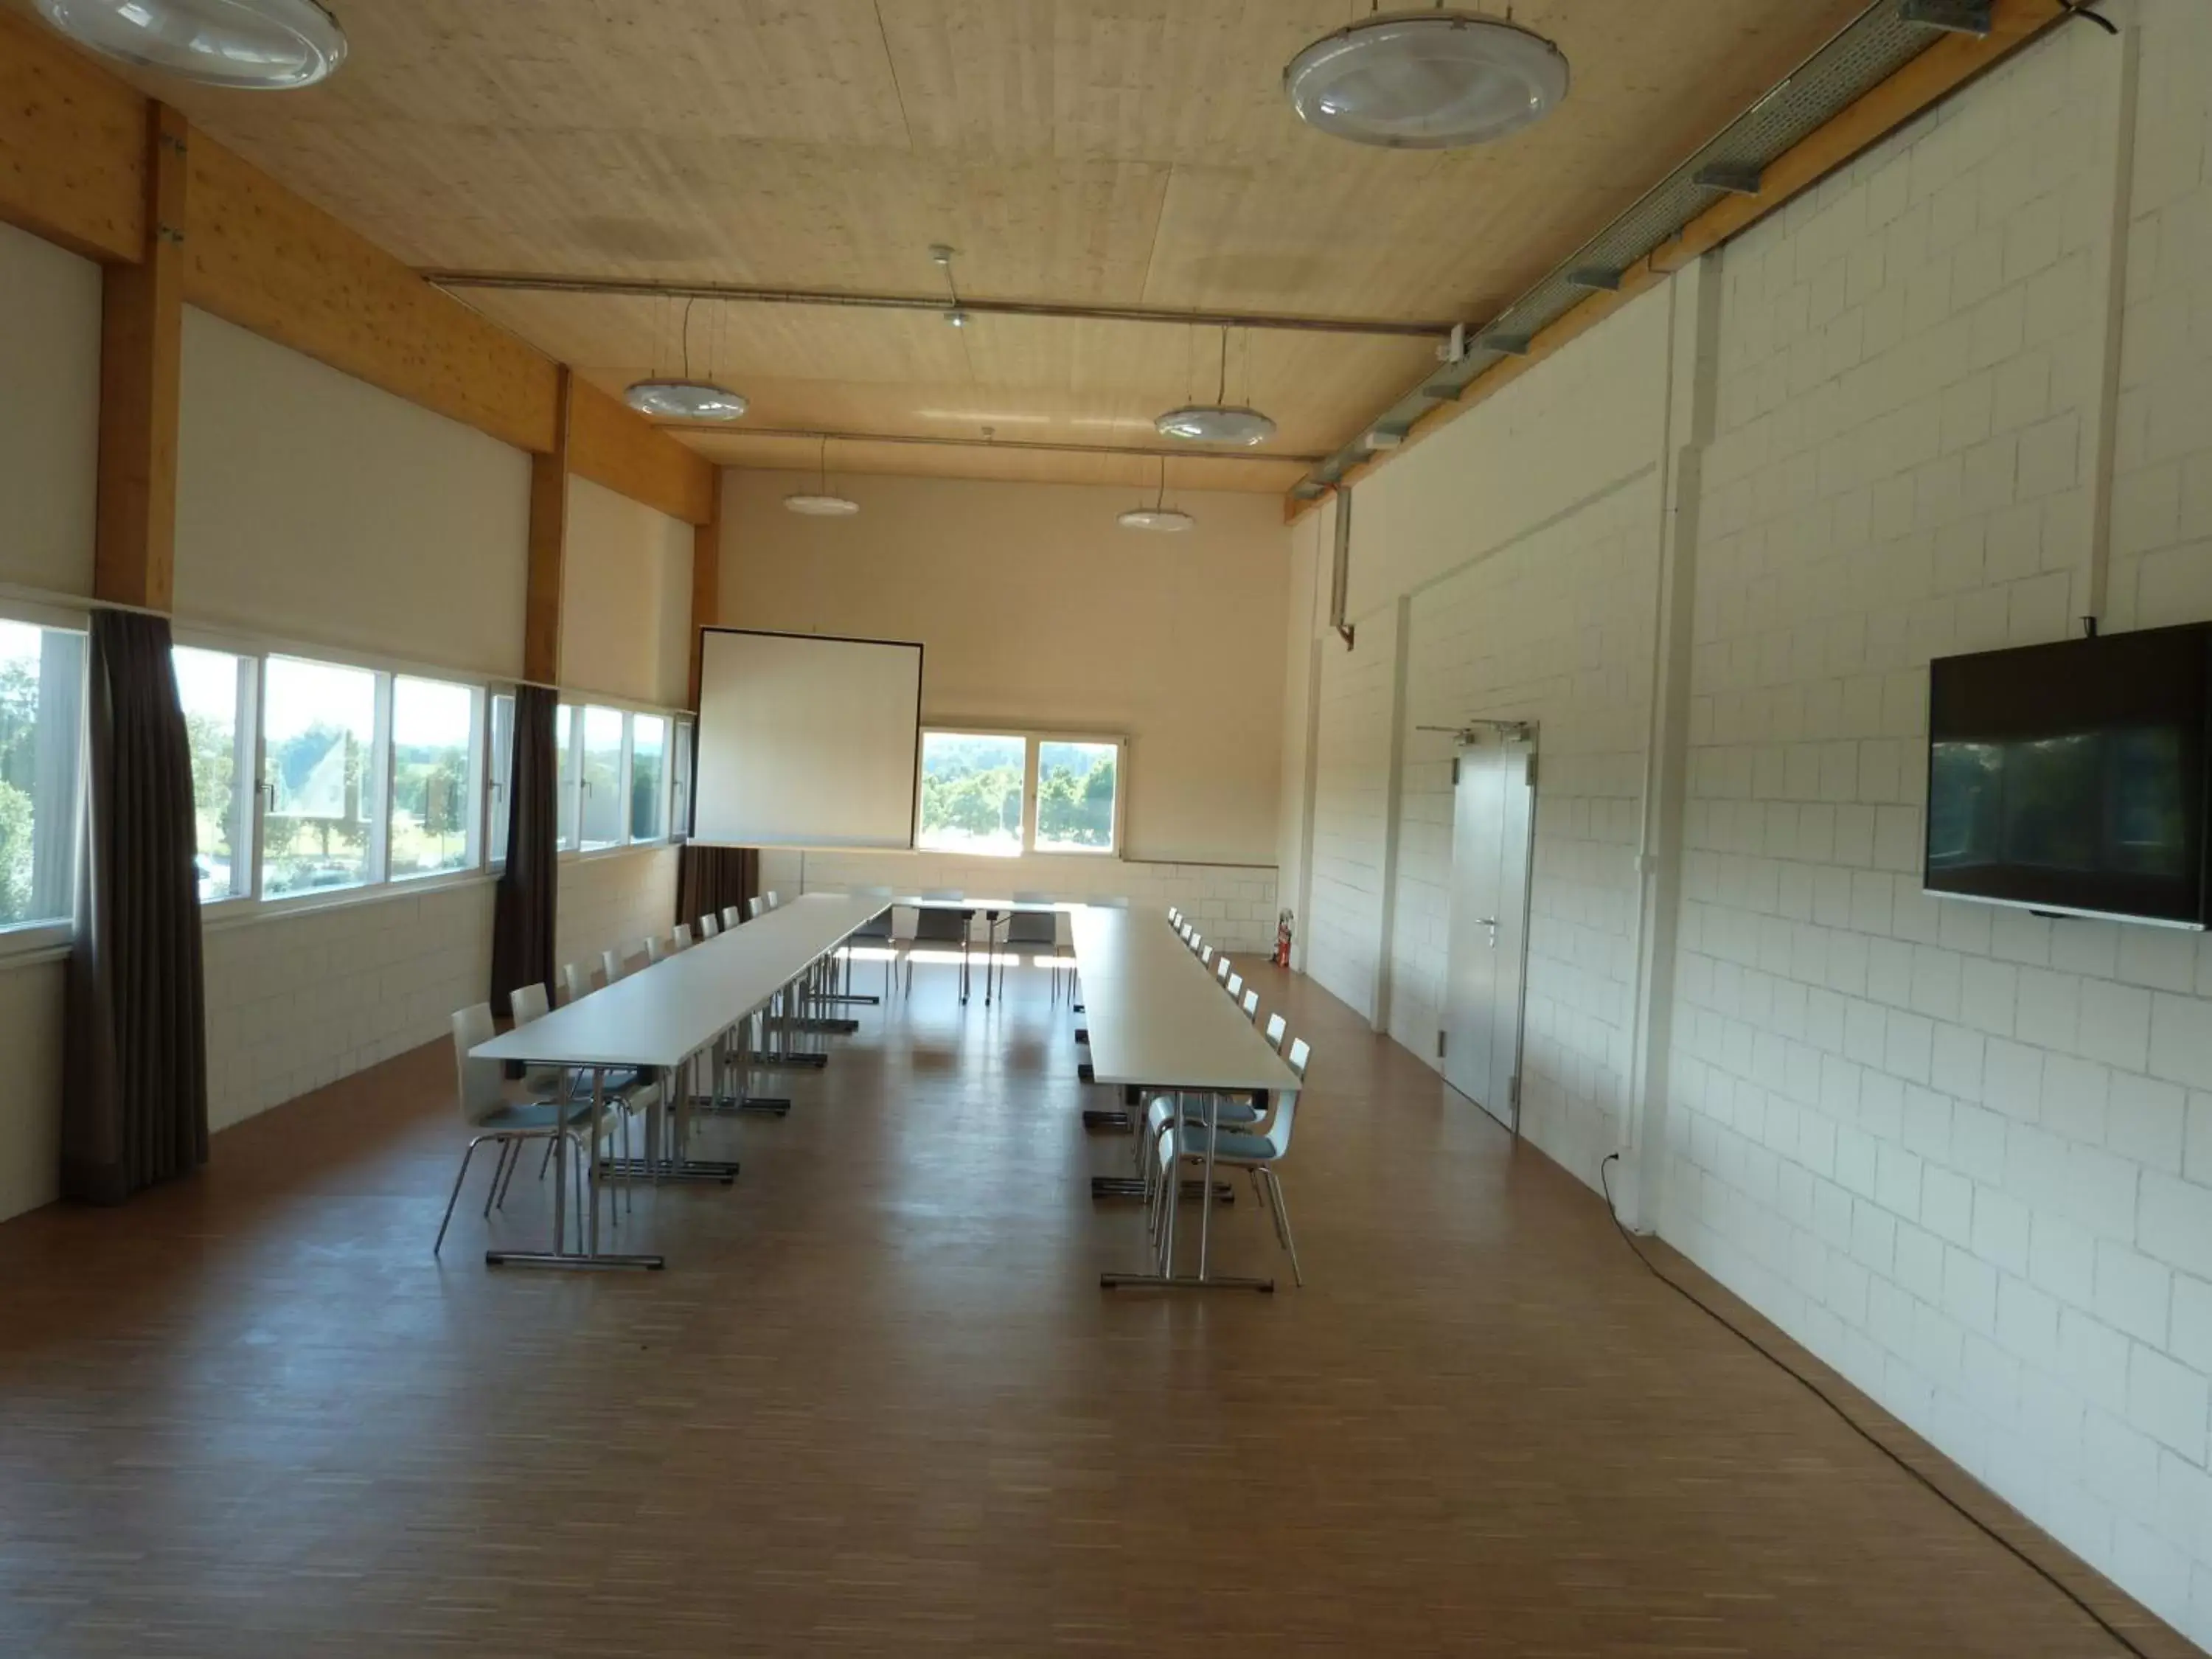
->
left=469, top=893, right=1301, bottom=1283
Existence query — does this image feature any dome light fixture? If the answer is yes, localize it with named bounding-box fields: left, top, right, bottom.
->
left=34, top=0, right=349, bottom=88
left=1284, top=10, right=1569, bottom=150
left=1156, top=325, right=1278, bottom=448
left=1155, top=404, right=1276, bottom=446
left=1118, top=458, right=1195, bottom=533
left=623, top=380, right=748, bottom=421
left=785, top=435, right=860, bottom=518
left=625, top=296, right=747, bottom=422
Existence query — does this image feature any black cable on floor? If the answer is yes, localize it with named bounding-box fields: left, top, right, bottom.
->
left=1596, top=1154, right=2155, bottom=1659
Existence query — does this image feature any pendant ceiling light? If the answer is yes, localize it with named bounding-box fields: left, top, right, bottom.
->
left=1118, top=458, right=1194, bottom=533
left=785, top=435, right=860, bottom=517
left=626, top=296, right=747, bottom=422
left=1156, top=326, right=1277, bottom=448
left=35, top=0, right=348, bottom=88
left=1284, top=10, right=1568, bottom=150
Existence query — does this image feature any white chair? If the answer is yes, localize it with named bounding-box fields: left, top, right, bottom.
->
left=645, top=935, right=668, bottom=964
left=672, top=922, right=695, bottom=950
left=602, top=947, right=628, bottom=985
left=764, top=890, right=782, bottom=911
left=1226, top=971, right=1243, bottom=1000
left=1156, top=1038, right=1310, bottom=1287
left=843, top=885, right=897, bottom=999
left=699, top=914, right=720, bottom=940
left=1265, top=1012, right=1288, bottom=1051
left=1216, top=957, right=1233, bottom=989
left=562, top=961, right=592, bottom=1006
left=721, top=905, right=743, bottom=931
left=433, top=1004, right=588, bottom=1254
left=1242, top=988, right=1260, bottom=1023
left=907, top=890, right=973, bottom=998
left=1200, top=946, right=1214, bottom=969
left=1003, top=890, right=1065, bottom=1001
left=747, top=895, right=766, bottom=920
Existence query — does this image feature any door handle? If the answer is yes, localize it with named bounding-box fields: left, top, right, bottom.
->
left=1477, top=917, right=1498, bottom=946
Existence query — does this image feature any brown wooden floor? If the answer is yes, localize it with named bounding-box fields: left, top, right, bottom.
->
left=0, top=954, right=2189, bottom=1657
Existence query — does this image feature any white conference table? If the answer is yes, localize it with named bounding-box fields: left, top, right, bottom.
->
left=1069, top=905, right=1302, bottom=1293
left=471, top=891, right=887, bottom=1270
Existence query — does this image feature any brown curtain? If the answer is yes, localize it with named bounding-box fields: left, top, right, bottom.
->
left=63, top=609, right=209, bottom=1204
left=678, top=844, right=757, bottom=928
left=490, top=684, right=557, bottom=1016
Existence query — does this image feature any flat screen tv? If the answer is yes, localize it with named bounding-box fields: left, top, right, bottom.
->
left=1925, top=622, right=2212, bottom=929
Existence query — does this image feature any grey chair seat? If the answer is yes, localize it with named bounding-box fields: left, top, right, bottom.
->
left=1171, top=1127, right=1274, bottom=1162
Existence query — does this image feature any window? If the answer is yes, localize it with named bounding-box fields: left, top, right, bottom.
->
left=578, top=706, right=627, bottom=850
left=261, top=655, right=383, bottom=898
left=1035, top=740, right=1118, bottom=853
left=487, top=692, right=515, bottom=866
left=917, top=729, right=1124, bottom=858
left=389, top=676, right=481, bottom=880
left=0, top=617, right=85, bottom=933
left=173, top=645, right=255, bottom=903
left=555, top=703, right=579, bottom=851
left=917, top=731, right=1027, bottom=856
left=630, top=714, right=667, bottom=843
left=671, top=717, right=694, bottom=840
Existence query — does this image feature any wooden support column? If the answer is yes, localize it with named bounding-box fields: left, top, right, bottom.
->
left=94, top=101, right=187, bottom=611
left=688, top=473, right=722, bottom=709
left=524, top=368, right=574, bottom=686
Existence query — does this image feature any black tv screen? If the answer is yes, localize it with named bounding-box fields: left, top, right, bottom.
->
left=1925, top=622, right=2212, bottom=928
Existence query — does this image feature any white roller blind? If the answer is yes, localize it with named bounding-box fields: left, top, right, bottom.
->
left=693, top=629, right=922, bottom=849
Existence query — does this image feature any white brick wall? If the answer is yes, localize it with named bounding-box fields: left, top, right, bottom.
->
left=1662, top=16, right=2212, bottom=1638
left=202, top=880, right=493, bottom=1130
left=557, top=845, right=681, bottom=987
left=1305, top=602, right=1399, bottom=1020
left=1389, top=477, right=1663, bottom=1183
left=1278, top=4, right=2212, bottom=1638
left=760, top=848, right=1279, bottom=954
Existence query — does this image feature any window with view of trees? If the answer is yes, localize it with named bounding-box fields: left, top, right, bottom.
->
left=917, top=730, right=1122, bottom=858
left=630, top=714, right=667, bottom=843
left=1034, top=740, right=1117, bottom=852
left=262, top=656, right=383, bottom=898
left=0, top=618, right=85, bottom=931
left=487, top=692, right=515, bottom=866
left=917, top=731, right=1026, bottom=856
left=389, top=676, right=480, bottom=880
left=173, top=645, right=254, bottom=903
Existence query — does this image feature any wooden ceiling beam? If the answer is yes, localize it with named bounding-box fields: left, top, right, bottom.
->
left=2, top=10, right=716, bottom=525
left=524, top=369, right=574, bottom=688
left=93, top=101, right=187, bottom=612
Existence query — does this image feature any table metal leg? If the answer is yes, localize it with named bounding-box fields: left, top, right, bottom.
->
left=491, top=1063, right=664, bottom=1270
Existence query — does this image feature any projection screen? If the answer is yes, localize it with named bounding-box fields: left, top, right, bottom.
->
left=692, top=628, right=922, bottom=849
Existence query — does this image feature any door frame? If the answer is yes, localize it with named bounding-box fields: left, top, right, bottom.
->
left=1440, top=720, right=1538, bottom=1134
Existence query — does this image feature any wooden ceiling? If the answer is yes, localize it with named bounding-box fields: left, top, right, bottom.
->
left=81, top=0, right=1869, bottom=492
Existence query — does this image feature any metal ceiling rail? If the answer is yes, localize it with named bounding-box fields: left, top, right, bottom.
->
left=1288, top=0, right=2030, bottom=503
left=655, top=424, right=1329, bottom=465
left=424, top=271, right=1457, bottom=341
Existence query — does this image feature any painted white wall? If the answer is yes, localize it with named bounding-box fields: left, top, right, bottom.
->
left=720, top=470, right=1291, bottom=869
left=174, top=307, right=531, bottom=678
left=561, top=476, right=693, bottom=710
left=0, top=221, right=98, bottom=1220
left=1281, top=5, right=2212, bottom=1641
left=557, top=846, right=682, bottom=987
left=0, top=220, right=100, bottom=602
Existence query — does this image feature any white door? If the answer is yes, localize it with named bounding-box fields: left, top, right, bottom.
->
left=1442, top=737, right=1535, bottom=1131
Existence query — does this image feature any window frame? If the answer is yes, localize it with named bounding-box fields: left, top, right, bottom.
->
left=170, top=641, right=260, bottom=907
left=0, top=602, right=90, bottom=959
left=554, top=698, right=689, bottom=862
left=915, top=726, right=1126, bottom=860
left=385, top=672, right=486, bottom=885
